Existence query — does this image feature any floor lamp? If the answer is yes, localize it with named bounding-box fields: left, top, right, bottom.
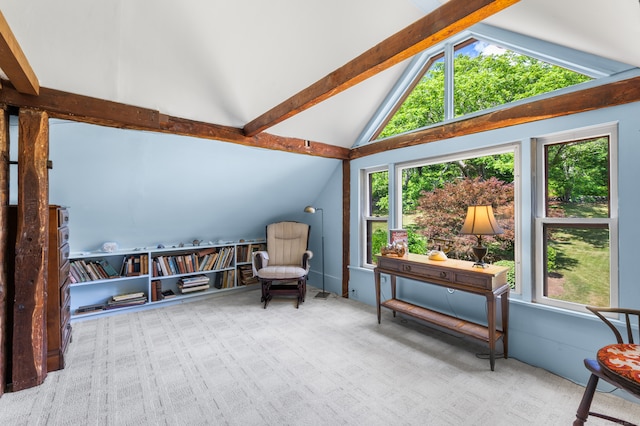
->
left=304, top=205, right=330, bottom=298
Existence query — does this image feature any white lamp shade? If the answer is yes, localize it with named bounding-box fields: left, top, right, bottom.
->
left=460, top=205, right=504, bottom=236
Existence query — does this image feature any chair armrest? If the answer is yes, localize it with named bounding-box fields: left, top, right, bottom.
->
left=252, top=251, right=269, bottom=276
left=303, top=250, right=313, bottom=271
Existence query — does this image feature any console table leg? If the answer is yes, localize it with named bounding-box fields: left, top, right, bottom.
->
left=486, top=294, right=497, bottom=371
left=501, top=288, right=510, bottom=359
left=390, top=275, right=397, bottom=317
left=375, top=269, right=381, bottom=324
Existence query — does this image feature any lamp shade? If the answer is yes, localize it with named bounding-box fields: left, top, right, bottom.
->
left=460, top=205, right=504, bottom=236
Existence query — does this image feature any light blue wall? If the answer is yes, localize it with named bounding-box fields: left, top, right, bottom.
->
left=343, top=101, right=640, bottom=389
left=298, top=161, right=344, bottom=296
left=9, top=119, right=341, bottom=259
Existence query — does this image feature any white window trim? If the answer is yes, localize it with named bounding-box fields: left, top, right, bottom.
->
left=533, top=123, right=618, bottom=311
left=393, top=143, right=522, bottom=294
left=361, top=166, right=389, bottom=268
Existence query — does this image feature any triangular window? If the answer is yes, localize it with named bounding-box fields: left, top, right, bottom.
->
left=374, top=38, right=592, bottom=140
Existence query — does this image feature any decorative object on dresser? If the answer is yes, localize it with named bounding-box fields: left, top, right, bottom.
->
left=459, top=205, right=504, bottom=268
left=303, top=206, right=329, bottom=298
left=374, top=253, right=509, bottom=371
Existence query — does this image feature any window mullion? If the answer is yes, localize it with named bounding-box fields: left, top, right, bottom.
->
left=444, top=42, right=454, bottom=120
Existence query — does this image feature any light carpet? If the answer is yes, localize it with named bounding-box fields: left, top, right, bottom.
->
left=1, top=286, right=639, bottom=425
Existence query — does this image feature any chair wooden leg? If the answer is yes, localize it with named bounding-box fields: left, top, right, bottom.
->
left=302, top=279, right=306, bottom=302
left=574, top=373, right=599, bottom=426
left=262, top=281, right=271, bottom=309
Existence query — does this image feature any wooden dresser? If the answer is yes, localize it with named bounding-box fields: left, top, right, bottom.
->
left=7, top=205, right=72, bottom=378
left=46, top=205, right=72, bottom=371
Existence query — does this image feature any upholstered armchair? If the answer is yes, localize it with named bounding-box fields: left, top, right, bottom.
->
left=252, top=221, right=313, bottom=308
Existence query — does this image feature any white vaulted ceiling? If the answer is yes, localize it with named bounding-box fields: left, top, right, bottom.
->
left=0, top=0, right=638, bottom=148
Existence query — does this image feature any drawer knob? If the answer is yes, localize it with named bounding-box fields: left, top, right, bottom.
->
left=440, top=271, right=447, bottom=278
left=402, top=264, right=411, bottom=272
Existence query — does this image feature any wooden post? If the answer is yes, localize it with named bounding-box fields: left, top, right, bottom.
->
left=0, top=107, right=9, bottom=395
left=342, top=159, right=350, bottom=298
left=12, top=109, right=49, bottom=391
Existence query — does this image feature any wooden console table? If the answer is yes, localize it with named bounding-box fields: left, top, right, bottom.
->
left=374, top=253, right=510, bottom=371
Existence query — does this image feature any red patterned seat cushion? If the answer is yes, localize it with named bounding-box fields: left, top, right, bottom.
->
left=597, top=343, right=640, bottom=394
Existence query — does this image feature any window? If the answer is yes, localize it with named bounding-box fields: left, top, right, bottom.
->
left=362, top=168, right=389, bottom=266
left=535, top=124, right=617, bottom=311
left=373, top=38, right=592, bottom=141
left=396, top=147, right=518, bottom=290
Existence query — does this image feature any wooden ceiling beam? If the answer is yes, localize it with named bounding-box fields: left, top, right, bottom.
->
left=0, top=11, right=39, bottom=96
left=160, top=116, right=350, bottom=160
left=242, top=0, right=520, bottom=137
left=0, top=79, right=349, bottom=160
left=350, top=75, right=640, bottom=159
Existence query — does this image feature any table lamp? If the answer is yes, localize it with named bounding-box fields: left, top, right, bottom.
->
left=459, top=205, right=504, bottom=268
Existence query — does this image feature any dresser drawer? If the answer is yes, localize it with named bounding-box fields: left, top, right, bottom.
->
left=60, top=279, right=70, bottom=308
left=59, top=243, right=70, bottom=265
left=57, top=208, right=69, bottom=228
left=61, top=321, right=72, bottom=353
left=61, top=299, right=71, bottom=325
left=60, top=259, right=70, bottom=287
left=58, top=226, right=69, bottom=246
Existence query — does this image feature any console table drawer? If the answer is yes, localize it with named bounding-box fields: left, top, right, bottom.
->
left=453, top=271, right=497, bottom=290
left=377, top=256, right=449, bottom=279
left=400, top=262, right=451, bottom=282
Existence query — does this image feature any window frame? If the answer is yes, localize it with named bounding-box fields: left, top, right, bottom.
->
left=358, top=145, right=521, bottom=291
left=395, top=145, right=521, bottom=294
left=533, top=123, right=618, bottom=311
left=361, top=166, right=390, bottom=267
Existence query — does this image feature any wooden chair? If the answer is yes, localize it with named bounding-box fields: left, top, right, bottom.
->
left=574, top=306, right=640, bottom=426
left=252, top=221, right=312, bottom=308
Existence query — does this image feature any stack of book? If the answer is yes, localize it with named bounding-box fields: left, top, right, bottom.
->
left=237, top=264, right=258, bottom=285
left=105, top=291, right=147, bottom=310
left=178, top=275, right=210, bottom=293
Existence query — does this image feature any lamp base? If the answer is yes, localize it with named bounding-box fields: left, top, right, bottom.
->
left=315, top=291, right=331, bottom=299
left=471, top=245, right=489, bottom=268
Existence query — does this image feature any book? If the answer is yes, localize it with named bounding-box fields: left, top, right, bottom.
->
left=151, top=280, right=162, bottom=302
left=179, top=284, right=210, bottom=293
left=161, top=289, right=176, bottom=299
left=76, top=303, right=105, bottom=314
left=155, top=280, right=163, bottom=300
left=97, top=259, right=120, bottom=278
left=389, top=229, right=408, bottom=257
left=112, top=291, right=145, bottom=302
left=214, top=273, right=223, bottom=289
left=390, top=229, right=408, bottom=246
